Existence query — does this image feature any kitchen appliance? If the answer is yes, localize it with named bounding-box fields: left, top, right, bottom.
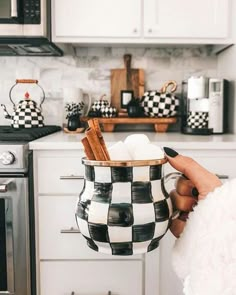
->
left=0, top=125, right=61, bottom=295
left=1, top=79, right=45, bottom=128
left=0, top=0, right=63, bottom=56
left=181, top=77, right=228, bottom=134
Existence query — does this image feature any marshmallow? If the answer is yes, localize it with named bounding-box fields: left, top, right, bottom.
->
left=124, top=134, right=150, bottom=155
left=132, top=143, right=164, bottom=160
left=108, top=141, right=132, bottom=160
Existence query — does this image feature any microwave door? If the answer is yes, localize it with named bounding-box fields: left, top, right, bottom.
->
left=0, top=0, right=20, bottom=22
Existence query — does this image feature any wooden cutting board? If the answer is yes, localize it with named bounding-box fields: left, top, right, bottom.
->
left=110, top=54, right=144, bottom=112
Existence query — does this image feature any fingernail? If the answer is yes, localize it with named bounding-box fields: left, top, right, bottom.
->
left=178, top=212, right=189, bottom=222
left=191, top=187, right=199, bottom=198
left=163, top=147, right=179, bottom=158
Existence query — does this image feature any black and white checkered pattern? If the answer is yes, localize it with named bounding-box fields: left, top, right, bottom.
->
left=76, top=163, right=172, bottom=256
left=100, top=106, right=117, bottom=118
left=187, top=111, right=208, bottom=129
left=91, top=100, right=109, bottom=112
left=142, top=91, right=179, bottom=118
left=11, top=100, right=44, bottom=128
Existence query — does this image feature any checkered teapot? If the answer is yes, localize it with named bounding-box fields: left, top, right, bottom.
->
left=141, top=80, right=179, bottom=117
left=1, top=79, right=45, bottom=128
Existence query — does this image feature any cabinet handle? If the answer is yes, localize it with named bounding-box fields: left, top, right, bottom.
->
left=70, top=291, right=111, bottom=295
left=60, top=175, right=84, bottom=180
left=60, top=227, right=81, bottom=234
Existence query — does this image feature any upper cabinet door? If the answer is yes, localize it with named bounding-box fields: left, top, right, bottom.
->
left=144, top=0, right=230, bottom=39
left=53, top=0, right=141, bottom=40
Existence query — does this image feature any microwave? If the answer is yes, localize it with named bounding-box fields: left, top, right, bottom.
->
left=0, top=0, right=63, bottom=56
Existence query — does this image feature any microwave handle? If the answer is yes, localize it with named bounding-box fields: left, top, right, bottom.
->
left=11, top=0, right=18, bottom=17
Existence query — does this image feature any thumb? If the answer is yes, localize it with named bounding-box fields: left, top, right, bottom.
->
left=163, top=147, right=222, bottom=199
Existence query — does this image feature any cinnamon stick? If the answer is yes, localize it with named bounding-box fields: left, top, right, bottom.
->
left=81, top=137, right=96, bottom=160
left=85, top=127, right=107, bottom=161
left=88, top=118, right=110, bottom=160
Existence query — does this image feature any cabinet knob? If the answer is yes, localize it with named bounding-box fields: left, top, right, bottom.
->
left=133, top=28, right=138, bottom=33
left=148, top=28, right=152, bottom=33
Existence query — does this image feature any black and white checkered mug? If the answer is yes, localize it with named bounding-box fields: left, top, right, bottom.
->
left=75, top=158, right=180, bottom=256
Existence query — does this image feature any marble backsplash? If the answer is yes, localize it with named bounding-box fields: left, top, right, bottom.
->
left=0, top=46, right=218, bottom=128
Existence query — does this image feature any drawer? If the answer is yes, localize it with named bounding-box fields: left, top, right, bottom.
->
left=38, top=195, right=141, bottom=260
left=37, top=155, right=84, bottom=194
left=40, top=260, right=143, bottom=295
left=164, top=150, right=236, bottom=180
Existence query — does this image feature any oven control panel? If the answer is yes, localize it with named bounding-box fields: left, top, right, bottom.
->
left=0, top=144, right=28, bottom=172
left=0, top=151, right=15, bottom=165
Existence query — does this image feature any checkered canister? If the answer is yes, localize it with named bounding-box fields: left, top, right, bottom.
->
left=75, top=160, right=173, bottom=256
left=187, top=111, right=209, bottom=129
left=142, top=91, right=179, bottom=118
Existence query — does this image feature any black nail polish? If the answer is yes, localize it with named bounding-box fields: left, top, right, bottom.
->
left=163, top=147, right=179, bottom=158
left=191, top=187, right=199, bottom=198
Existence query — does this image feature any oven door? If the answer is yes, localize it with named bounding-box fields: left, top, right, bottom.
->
left=0, top=176, right=30, bottom=295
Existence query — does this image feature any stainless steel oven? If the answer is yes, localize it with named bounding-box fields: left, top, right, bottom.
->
left=0, top=176, right=30, bottom=295
left=0, top=126, right=61, bottom=295
left=0, top=143, right=34, bottom=295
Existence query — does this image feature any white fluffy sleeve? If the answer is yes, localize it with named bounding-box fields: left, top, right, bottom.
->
left=172, top=178, right=236, bottom=295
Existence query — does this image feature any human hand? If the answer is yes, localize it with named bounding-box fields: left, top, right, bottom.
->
left=163, top=147, right=222, bottom=238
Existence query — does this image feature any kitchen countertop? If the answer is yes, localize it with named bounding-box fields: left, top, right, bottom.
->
left=29, top=131, right=236, bottom=150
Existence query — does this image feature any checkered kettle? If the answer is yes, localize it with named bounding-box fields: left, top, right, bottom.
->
left=1, top=79, right=45, bottom=128
left=75, top=158, right=181, bottom=256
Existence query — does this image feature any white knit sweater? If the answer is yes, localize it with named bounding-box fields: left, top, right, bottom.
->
left=172, top=178, right=236, bottom=295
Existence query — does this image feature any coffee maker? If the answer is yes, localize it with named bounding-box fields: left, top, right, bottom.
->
left=181, top=76, right=228, bottom=135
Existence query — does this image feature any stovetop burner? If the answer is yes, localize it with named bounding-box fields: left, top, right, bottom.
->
left=0, top=125, right=61, bottom=142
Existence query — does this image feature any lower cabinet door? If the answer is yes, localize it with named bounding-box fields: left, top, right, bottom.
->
left=40, top=260, right=143, bottom=295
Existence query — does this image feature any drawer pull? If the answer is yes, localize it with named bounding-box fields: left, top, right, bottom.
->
left=70, top=291, right=111, bottom=295
left=60, top=227, right=81, bottom=234
left=60, top=175, right=84, bottom=180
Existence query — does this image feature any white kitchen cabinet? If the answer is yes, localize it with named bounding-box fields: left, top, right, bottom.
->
left=158, top=148, right=236, bottom=295
left=52, top=0, right=232, bottom=44
left=144, top=0, right=229, bottom=39
left=33, top=149, right=159, bottom=295
left=32, top=138, right=236, bottom=295
left=40, top=260, right=143, bottom=295
left=53, top=0, right=141, bottom=39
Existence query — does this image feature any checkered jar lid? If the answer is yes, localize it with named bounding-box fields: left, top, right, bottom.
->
left=142, top=91, right=179, bottom=118
left=76, top=160, right=173, bottom=256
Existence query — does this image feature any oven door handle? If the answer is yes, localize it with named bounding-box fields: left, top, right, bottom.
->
left=0, top=179, right=14, bottom=193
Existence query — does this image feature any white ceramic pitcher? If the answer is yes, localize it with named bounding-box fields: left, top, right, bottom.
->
left=63, top=87, right=92, bottom=116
